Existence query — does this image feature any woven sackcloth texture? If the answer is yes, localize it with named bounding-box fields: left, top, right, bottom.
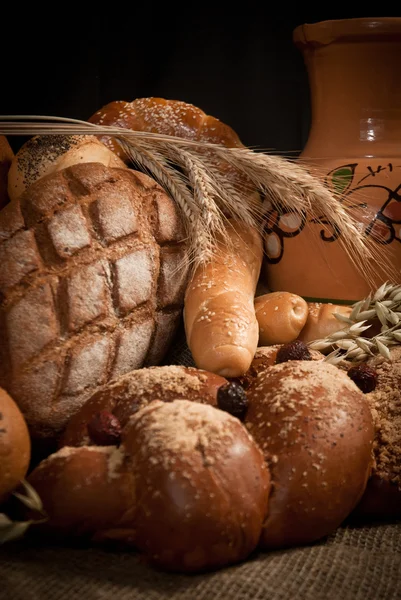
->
left=0, top=522, right=401, bottom=600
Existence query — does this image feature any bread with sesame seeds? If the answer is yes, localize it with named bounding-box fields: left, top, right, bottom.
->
left=183, top=218, right=264, bottom=378
left=7, top=134, right=126, bottom=202
left=88, top=97, right=244, bottom=162
left=244, top=360, right=375, bottom=549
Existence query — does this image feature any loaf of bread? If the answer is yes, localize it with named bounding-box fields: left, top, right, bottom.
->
left=352, top=346, right=401, bottom=519
left=28, top=399, right=271, bottom=573
left=184, top=219, right=263, bottom=377
left=298, top=302, right=352, bottom=344
left=7, top=134, right=126, bottom=202
left=0, top=162, right=189, bottom=442
left=0, top=136, right=14, bottom=210
left=60, top=365, right=228, bottom=448
left=88, top=97, right=244, bottom=161
left=245, top=360, right=374, bottom=549
left=254, top=291, right=309, bottom=345
left=0, top=387, right=31, bottom=502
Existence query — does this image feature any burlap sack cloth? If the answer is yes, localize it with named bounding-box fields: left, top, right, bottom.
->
left=1, top=325, right=401, bottom=600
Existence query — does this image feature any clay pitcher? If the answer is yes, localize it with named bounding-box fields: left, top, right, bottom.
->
left=264, top=17, right=401, bottom=303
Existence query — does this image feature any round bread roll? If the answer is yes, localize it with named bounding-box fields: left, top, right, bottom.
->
left=0, top=136, right=14, bottom=210
left=352, top=346, right=401, bottom=519
left=60, top=365, right=228, bottom=448
left=122, top=399, right=271, bottom=573
left=298, top=302, right=352, bottom=344
left=245, top=360, right=374, bottom=549
left=27, top=445, right=135, bottom=541
left=0, top=387, right=31, bottom=502
left=0, top=162, right=189, bottom=441
left=254, top=292, right=309, bottom=346
left=7, top=134, right=126, bottom=202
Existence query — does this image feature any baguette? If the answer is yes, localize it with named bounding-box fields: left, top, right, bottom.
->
left=184, top=219, right=263, bottom=377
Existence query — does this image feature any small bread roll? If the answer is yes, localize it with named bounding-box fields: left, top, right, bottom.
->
left=0, top=388, right=31, bottom=502
left=60, top=365, right=228, bottom=448
left=254, top=292, right=308, bottom=346
left=298, top=302, right=352, bottom=344
left=7, top=134, right=127, bottom=201
left=27, top=445, right=135, bottom=541
left=245, top=360, right=374, bottom=549
left=123, top=400, right=271, bottom=573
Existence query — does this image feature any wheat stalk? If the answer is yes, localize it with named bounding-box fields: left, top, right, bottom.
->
left=0, top=115, right=395, bottom=280
left=0, top=480, right=47, bottom=545
left=309, top=282, right=401, bottom=364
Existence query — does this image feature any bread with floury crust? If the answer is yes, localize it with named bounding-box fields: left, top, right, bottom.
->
left=7, top=134, right=126, bottom=202
left=0, top=162, right=189, bottom=442
left=28, top=399, right=271, bottom=573
left=245, top=360, right=375, bottom=549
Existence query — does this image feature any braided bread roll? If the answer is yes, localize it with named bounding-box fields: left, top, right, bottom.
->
left=88, top=97, right=244, bottom=160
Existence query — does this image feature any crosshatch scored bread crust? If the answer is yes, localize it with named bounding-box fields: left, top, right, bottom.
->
left=0, top=161, right=189, bottom=440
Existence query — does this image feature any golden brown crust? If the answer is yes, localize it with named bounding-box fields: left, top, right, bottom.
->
left=298, top=302, right=352, bottom=344
left=245, top=360, right=374, bottom=549
left=184, top=219, right=263, bottom=377
left=28, top=399, right=271, bottom=573
left=122, top=400, right=271, bottom=572
left=0, top=162, right=189, bottom=441
left=27, top=445, right=136, bottom=540
left=88, top=97, right=244, bottom=161
left=254, top=292, right=309, bottom=345
left=0, top=387, right=31, bottom=502
left=60, top=365, right=228, bottom=448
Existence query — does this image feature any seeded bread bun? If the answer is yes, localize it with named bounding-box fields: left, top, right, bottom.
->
left=244, top=360, right=374, bottom=549
left=352, top=346, right=401, bottom=519
left=28, top=400, right=271, bottom=573
left=7, top=135, right=126, bottom=202
left=60, top=365, right=228, bottom=448
left=254, top=292, right=309, bottom=345
left=122, top=399, right=271, bottom=572
left=27, top=445, right=135, bottom=541
left=0, top=388, right=31, bottom=502
left=0, top=136, right=14, bottom=210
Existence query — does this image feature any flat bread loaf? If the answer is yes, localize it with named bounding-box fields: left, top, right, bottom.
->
left=0, top=162, right=189, bottom=441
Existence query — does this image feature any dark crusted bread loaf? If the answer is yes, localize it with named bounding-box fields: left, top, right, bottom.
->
left=0, top=162, right=189, bottom=441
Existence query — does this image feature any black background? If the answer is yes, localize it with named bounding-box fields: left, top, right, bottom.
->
left=2, top=10, right=401, bottom=154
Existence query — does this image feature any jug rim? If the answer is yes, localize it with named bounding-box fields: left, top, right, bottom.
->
left=293, top=17, right=401, bottom=47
